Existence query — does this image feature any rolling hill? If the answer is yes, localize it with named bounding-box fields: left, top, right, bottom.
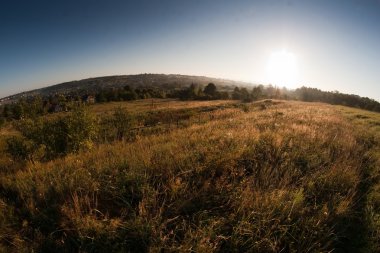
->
left=2, top=74, right=252, bottom=101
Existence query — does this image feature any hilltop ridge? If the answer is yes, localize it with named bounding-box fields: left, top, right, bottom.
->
left=1, top=74, right=252, bottom=101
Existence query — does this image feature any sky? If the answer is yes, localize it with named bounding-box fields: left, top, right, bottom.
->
left=1, top=0, right=380, bottom=101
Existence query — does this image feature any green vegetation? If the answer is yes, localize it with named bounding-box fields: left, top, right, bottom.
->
left=7, top=107, right=97, bottom=161
left=0, top=99, right=379, bottom=252
left=2, top=75, right=380, bottom=125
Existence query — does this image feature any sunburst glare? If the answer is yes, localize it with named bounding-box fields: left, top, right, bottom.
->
left=266, top=49, right=299, bottom=88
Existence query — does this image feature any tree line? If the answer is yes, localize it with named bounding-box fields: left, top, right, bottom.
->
left=1, top=83, right=379, bottom=125
left=295, top=86, right=380, bottom=112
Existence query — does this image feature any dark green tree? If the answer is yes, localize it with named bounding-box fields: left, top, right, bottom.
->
left=240, top=88, right=251, bottom=102
left=204, top=83, right=217, bottom=98
left=252, top=86, right=263, bottom=101
left=232, top=87, right=241, bottom=100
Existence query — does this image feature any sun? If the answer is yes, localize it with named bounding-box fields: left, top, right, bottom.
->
left=266, top=50, right=299, bottom=88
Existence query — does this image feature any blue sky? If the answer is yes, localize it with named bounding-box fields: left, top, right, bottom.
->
left=1, top=0, right=380, bottom=101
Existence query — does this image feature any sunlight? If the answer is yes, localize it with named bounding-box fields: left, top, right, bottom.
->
left=266, top=49, right=299, bottom=88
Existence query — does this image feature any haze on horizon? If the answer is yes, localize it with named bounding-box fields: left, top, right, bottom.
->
left=1, top=0, right=380, bottom=101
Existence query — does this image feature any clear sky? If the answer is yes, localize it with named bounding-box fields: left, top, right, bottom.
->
left=1, top=0, right=380, bottom=101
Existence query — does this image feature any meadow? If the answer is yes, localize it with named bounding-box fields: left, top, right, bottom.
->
left=0, top=99, right=379, bottom=252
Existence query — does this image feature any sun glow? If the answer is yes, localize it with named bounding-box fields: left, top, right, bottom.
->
left=266, top=50, right=299, bottom=88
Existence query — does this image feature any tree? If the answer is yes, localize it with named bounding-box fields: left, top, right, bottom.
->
left=204, top=83, right=217, bottom=97
left=252, top=86, right=263, bottom=101
left=232, top=87, right=241, bottom=100
left=188, top=83, right=201, bottom=98
left=265, top=85, right=276, bottom=98
left=120, top=89, right=138, bottom=101
left=219, top=91, right=230, bottom=99
left=177, top=84, right=202, bottom=100
left=240, top=88, right=251, bottom=102
left=96, top=91, right=108, bottom=103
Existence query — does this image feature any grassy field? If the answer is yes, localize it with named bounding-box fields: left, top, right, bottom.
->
left=0, top=99, right=379, bottom=252
left=89, top=99, right=237, bottom=115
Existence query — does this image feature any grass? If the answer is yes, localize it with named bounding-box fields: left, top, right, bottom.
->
left=0, top=99, right=379, bottom=252
left=336, top=106, right=380, bottom=252
left=88, top=99, right=236, bottom=115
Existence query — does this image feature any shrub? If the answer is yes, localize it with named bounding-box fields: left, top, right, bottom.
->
left=6, top=136, right=32, bottom=161
left=14, top=107, right=97, bottom=160
left=112, top=107, right=135, bottom=141
left=65, top=107, right=97, bottom=153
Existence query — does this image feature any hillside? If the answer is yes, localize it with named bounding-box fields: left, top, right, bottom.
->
left=2, top=74, right=379, bottom=117
left=0, top=99, right=379, bottom=252
left=2, top=74, right=251, bottom=101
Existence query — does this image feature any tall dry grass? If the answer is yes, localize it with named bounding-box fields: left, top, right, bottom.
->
left=0, top=100, right=378, bottom=252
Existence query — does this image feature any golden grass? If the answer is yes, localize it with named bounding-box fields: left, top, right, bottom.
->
left=89, top=99, right=237, bottom=115
left=0, top=99, right=379, bottom=252
left=336, top=105, right=380, bottom=250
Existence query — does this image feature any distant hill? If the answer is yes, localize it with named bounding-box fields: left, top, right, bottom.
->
left=2, top=74, right=379, bottom=112
left=2, top=74, right=252, bottom=101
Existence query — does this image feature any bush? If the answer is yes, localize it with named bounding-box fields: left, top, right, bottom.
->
left=6, top=136, right=33, bottom=161
left=14, top=107, right=97, bottom=160
left=65, top=107, right=97, bottom=153
left=112, top=107, right=135, bottom=141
